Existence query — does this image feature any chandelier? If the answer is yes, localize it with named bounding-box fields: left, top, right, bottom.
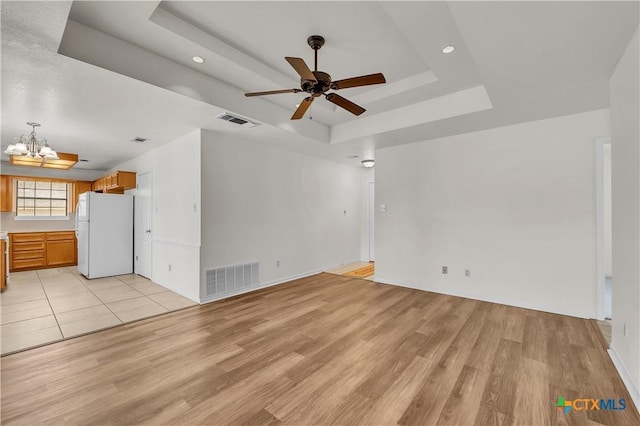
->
left=4, top=122, right=59, bottom=159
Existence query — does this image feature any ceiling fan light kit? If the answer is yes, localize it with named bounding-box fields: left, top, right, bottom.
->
left=245, top=35, right=386, bottom=120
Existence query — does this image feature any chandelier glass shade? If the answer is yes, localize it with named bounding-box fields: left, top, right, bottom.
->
left=4, top=122, right=59, bottom=160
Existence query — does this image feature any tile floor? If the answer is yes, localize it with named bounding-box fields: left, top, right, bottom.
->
left=0, top=267, right=198, bottom=355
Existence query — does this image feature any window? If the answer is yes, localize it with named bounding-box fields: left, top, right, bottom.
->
left=16, top=180, right=69, bottom=217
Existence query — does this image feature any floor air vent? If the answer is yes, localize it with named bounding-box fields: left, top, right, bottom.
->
left=205, top=262, right=259, bottom=297
left=216, top=113, right=259, bottom=128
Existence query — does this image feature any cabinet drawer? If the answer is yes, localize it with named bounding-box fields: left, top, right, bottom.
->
left=11, top=233, right=45, bottom=243
left=13, top=250, right=45, bottom=261
left=12, top=241, right=46, bottom=252
left=12, top=258, right=46, bottom=270
left=46, top=232, right=75, bottom=241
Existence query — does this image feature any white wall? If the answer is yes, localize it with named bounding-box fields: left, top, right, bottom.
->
left=610, top=27, right=640, bottom=406
left=200, top=130, right=363, bottom=300
left=375, top=109, right=609, bottom=319
left=114, top=129, right=201, bottom=301
left=0, top=212, right=75, bottom=232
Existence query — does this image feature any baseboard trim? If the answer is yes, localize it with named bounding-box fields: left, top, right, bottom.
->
left=608, top=344, right=640, bottom=410
left=199, top=268, right=323, bottom=304
left=373, top=276, right=592, bottom=319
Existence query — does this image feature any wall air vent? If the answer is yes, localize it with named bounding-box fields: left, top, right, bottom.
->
left=216, top=113, right=259, bottom=128
left=130, top=137, right=148, bottom=143
left=205, top=261, right=259, bottom=298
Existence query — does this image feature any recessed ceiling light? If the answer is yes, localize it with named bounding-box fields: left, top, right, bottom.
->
left=442, top=45, right=455, bottom=54
left=192, top=56, right=205, bottom=64
left=347, top=155, right=359, bottom=159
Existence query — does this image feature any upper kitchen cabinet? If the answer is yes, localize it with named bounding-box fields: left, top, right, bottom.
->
left=71, top=181, right=92, bottom=213
left=0, top=175, right=13, bottom=212
left=92, top=171, right=136, bottom=194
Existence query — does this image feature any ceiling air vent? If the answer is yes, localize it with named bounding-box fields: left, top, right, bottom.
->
left=130, top=137, right=148, bottom=143
left=216, top=113, right=259, bottom=128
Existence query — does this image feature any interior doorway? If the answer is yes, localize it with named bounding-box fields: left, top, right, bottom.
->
left=134, top=171, right=152, bottom=279
left=595, top=137, right=612, bottom=320
left=368, top=181, right=375, bottom=262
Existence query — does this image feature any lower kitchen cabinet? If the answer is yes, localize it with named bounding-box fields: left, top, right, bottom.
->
left=9, top=231, right=77, bottom=272
left=10, top=233, right=46, bottom=271
left=46, top=232, right=77, bottom=267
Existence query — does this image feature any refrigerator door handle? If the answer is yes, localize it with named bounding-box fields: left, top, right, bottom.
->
left=75, top=208, right=79, bottom=238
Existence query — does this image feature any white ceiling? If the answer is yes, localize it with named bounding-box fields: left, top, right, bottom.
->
left=1, top=1, right=638, bottom=172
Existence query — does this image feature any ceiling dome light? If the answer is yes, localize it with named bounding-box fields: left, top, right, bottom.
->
left=362, top=159, right=375, bottom=168
left=442, top=45, right=455, bottom=54
left=192, top=56, right=205, bottom=64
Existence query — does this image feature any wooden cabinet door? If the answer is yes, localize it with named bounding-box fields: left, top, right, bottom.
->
left=0, top=175, right=13, bottom=212
left=118, top=171, right=136, bottom=190
left=46, top=240, right=76, bottom=266
left=72, top=181, right=92, bottom=212
left=46, top=232, right=76, bottom=267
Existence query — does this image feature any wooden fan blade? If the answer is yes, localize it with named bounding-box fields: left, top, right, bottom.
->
left=325, top=93, right=366, bottom=116
left=331, top=73, right=386, bottom=90
left=291, top=97, right=314, bottom=120
left=285, top=57, right=316, bottom=82
left=245, top=89, right=301, bottom=97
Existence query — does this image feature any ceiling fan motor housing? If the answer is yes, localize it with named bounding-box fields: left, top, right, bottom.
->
left=307, top=35, right=325, bottom=50
left=302, top=71, right=332, bottom=96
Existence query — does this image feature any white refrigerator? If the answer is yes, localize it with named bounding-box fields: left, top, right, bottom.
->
left=76, top=192, right=134, bottom=279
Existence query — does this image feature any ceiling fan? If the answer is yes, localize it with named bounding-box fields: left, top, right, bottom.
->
left=245, top=35, right=386, bottom=120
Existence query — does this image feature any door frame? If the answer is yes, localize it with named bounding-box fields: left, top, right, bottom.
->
left=134, top=171, right=153, bottom=279
left=595, top=136, right=611, bottom=320
left=368, top=181, right=375, bottom=262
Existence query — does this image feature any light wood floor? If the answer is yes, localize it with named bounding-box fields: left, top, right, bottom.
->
left=1, top=273, right=638, bottom=425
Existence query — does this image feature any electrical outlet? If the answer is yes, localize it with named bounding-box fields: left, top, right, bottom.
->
left=465, top=269, right=471, bottom=277
left=276, top=260, right=280, bottom=267
left=442, top=266, right=448, bottom=274
left=168, top=264, right=172, bottom=272
left=623, top=321, right=627, bottom=336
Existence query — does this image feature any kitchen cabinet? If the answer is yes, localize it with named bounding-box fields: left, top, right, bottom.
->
left=10, top=233, right=46, bottom=271
left=1, top=175, right=13, bottom=212
left=92, top=171, right=136, bottom=194
left=46, top=232, right=76, bottom=267
left=71, top=181, right=92, bottom=212
left=9, top=231, right=77, bottom=272
left=1, top=239, right=6, bottom=290
left=93, top=177, right=105, bottom=192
